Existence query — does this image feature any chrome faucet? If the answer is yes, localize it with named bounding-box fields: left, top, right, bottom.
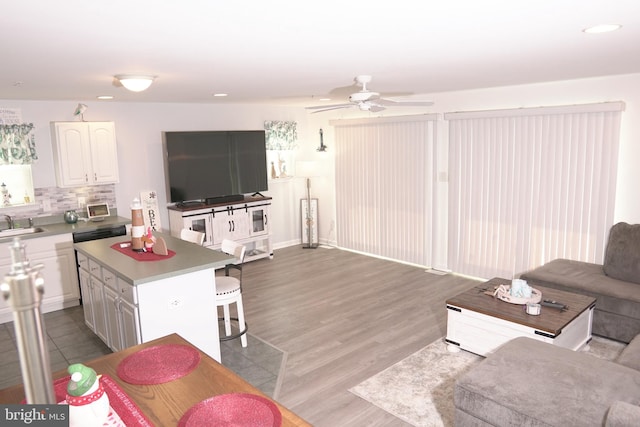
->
left=3, top=214, right=14, bottom=230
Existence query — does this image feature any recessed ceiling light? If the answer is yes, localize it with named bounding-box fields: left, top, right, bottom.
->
left=319, top=98, right=331, bottom=102
left=583, top=24, right=622, bottom=34
left=97, top=95, right=114, bottom=100
left=213, top=93, right=228, bottom=97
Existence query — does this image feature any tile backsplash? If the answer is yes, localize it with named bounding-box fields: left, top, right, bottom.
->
left=1, top=184, right=116, bottom=219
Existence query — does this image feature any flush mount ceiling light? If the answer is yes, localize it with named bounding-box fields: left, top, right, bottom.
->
left=115, top=75, right=155, bottom=92
left=583, top=24, right=622, bottom=34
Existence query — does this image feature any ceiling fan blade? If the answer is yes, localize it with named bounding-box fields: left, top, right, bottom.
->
left=306, top=103, right=353, bottom=110
left=377, top=98, right=434, bottom=107
left=306, top=104, right=354, bottom=114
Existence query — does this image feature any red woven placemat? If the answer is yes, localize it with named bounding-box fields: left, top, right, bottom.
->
left=116, top=344, right=201, bottom=385
left=178, top=393, right=282, bottom=427
left=50, top=374, right=153, bottom=426
left=110, top=241, right=175, bottom=261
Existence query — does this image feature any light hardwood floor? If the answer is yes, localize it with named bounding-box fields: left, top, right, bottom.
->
left=240, top=245, right=480, bottom=427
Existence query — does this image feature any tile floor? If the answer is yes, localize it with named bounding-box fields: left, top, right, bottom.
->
left=0, top=305, right=284, bottom=398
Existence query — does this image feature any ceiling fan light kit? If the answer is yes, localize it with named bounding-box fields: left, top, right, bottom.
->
left=115, top=75, right=155, bottom=92
left=306, top=75, right=433, bottom=114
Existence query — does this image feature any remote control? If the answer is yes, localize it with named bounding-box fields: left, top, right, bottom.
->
left=541, top=299, right=567, bottom=310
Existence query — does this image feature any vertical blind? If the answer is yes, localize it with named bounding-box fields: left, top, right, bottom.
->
left=333, top=115, right=438, bottom=266
left=445, top=102, right=624, bottom=279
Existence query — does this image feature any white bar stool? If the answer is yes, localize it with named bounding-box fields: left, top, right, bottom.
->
left=179, top=230, right=248, bottom=347
left=217, top=239, right=248, bottom=347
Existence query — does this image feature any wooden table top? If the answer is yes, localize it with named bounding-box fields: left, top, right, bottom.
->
left=446, top=277, right=596, bottom=336
left=0, top=333, right=311, bottom=427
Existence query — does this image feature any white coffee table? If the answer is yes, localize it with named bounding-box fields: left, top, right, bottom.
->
left=445, top=277, right=596, bottom=356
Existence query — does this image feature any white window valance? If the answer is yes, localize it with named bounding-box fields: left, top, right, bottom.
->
left=0, top=123, right=38, bottom=165
left=444, top=101, right=625, bottom=120
left=264, top=120, right=298, bottom=150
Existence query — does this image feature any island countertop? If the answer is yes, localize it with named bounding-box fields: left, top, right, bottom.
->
left=74, top=232, right=234, bottom=285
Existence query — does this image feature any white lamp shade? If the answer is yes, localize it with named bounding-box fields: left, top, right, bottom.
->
left=116, top=75, right=155, bottom=92
left=296, top=161, right=319, bottom=178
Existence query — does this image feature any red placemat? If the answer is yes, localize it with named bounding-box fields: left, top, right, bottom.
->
left=178, top=393, right=282, bottom=427
left=33, top=375, right=153, bottom=426
left=110, top=241, right=175, bottom=261
left=116, top=344, right=201, bottom=385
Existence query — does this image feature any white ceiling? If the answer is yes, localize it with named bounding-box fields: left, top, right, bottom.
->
left=2, top=1, right=639, bottom=107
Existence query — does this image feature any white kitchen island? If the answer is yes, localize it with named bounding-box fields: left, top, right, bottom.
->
left=74, top=232, right=233, bottom=362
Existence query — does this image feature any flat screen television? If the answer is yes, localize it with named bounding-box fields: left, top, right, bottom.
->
left=162, top=130, right=268, bottom=205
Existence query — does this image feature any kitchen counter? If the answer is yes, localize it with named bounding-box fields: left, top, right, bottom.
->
left=73, top=232, right=233, bottom=361
left=74, top=232, right=233, bottom=285
left=0, top=215, right=131, bottom=244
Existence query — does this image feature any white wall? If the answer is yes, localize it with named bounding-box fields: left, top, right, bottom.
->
left=0, top=101, right=315, bottom=247
left=3, top=72, right=639, bottom=253
left=310, top=73, right=640, bottom=254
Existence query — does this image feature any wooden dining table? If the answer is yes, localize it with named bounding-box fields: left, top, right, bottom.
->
left=0, top=333, right=311, bottom=426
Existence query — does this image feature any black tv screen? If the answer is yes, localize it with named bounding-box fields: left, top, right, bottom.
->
left=162, top=130, right=268, bottom=204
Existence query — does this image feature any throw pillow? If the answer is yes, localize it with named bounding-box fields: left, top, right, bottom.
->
left=603, top=222, right=640, bottom=284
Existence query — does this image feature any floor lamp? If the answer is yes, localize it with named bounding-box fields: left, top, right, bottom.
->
left=297, top=161, right=319, bottom=249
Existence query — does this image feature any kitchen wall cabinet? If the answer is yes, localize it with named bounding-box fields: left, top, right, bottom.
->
left=168, top=196, right=273, bottom=263
left=51, top=121, right=119, bottom=187
left=0, top=234, right=80, bottom=324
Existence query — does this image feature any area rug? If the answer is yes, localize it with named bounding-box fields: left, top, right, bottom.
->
left=349, top=336, right=626, bottom=427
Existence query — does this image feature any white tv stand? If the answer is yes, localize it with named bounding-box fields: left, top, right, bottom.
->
left=168, top=195, right=273, bottom=262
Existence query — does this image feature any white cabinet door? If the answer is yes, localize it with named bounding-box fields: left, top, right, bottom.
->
left=89, top=122, right=119, bottom=184
left=103, top=285, right=120, bottom=351
left=89, top=275, right=109, bottom=343
left=78, top=267, right=94, bottom=330
left=51, top=121, right=119, bottom=187
left=119, top=298, right=141, bottom=349
left=248, top=205, right=270, bottom=237
left=51, top=122, right=91, bottom=186
left=0, top=234, right=80, bottom=324
left=182, top=213, right=214, bottom=247
left=87, top=262, right=140, bottom=351
left=48, top=237, right=81, bottom=304
left=213, top=208, right=250, bottom=243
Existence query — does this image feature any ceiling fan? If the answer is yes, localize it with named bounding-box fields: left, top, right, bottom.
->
left=306, top=75, right=433, bottom=114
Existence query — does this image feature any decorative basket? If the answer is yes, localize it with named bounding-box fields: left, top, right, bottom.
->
left=493, top=284, right=542, bottom=305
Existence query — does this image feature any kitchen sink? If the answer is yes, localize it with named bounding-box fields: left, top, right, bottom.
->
left=0, top=227, right=47, bottom=238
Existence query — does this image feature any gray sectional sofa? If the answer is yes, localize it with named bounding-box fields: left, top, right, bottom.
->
left=453, top=222, right=640, bottom=426
left=519, top=222, right=640, bottom=343
left=454, top=335, right=640, bottom=426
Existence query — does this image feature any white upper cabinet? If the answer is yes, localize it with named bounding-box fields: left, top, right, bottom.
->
left=51, top=121, right=120, bottom=187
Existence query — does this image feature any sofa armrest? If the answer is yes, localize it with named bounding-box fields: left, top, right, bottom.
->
left=605, top=401, right=640, bottom=427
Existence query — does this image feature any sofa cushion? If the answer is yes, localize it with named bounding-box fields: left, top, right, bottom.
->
left=521, top=259, right=640, bottom=315
left=455, top=337, right=640, bottom=426
left=605, top=401, right=640, bottom=427
left=603, top=222, right=640, bottom=285
left=616, top=334, right=640, bottom=371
